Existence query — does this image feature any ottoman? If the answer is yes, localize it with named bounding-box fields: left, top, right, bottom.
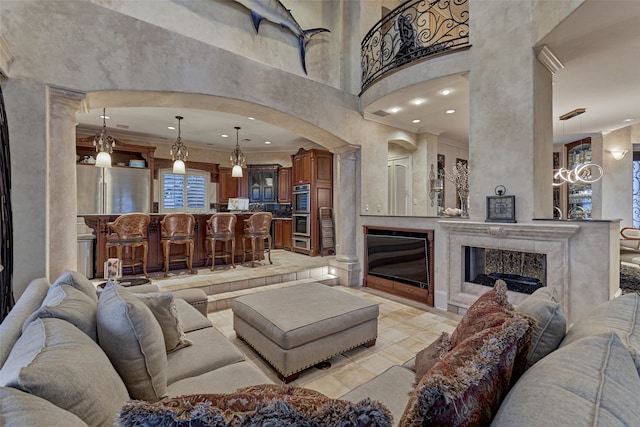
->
left=232, top=283, right=379, bottom=382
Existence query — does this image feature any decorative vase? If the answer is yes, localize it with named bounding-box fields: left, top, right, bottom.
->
left=459, top=194, right=469, bottom=218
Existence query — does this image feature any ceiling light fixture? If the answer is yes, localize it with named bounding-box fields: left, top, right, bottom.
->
left=623, top=118, right=635, bottom=123
left=264, top=141, right=272, bottom=145
left=170, top=115, right=188, bottom=174
left=446, top=109, right=455, bottom=114
left=93, top=108, right=115, bottom=168
left=411, top=99, right=425, bottom=105
left=553, top=112, right=604, bottom=186
left=230, top=126, right=246, bottom=178
left=440, top=89, right=452, bottom=96
left=559, top=108, right=586, bottom=121
left=412, top=119, right=421, bottom=124
left=389, top=107, right=400, bottom=113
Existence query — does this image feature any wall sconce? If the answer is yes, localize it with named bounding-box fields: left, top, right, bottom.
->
left=429, top=164, right=443, bottom=207
left=609, top=149, right=628, bottom=160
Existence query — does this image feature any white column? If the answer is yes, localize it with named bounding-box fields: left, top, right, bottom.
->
left=330, top=145, right=361, bottom=286
left=48, top=86, right=85, bottom=281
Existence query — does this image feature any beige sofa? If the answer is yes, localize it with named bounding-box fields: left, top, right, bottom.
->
left=341, top=285, right=640, bottom=426
left=0, top=271, right=272, bottom=426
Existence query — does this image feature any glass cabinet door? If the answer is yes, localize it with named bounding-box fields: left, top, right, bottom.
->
left=566, top=138, right=592, bottom=219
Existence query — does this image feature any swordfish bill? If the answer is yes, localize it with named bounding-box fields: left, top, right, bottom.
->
left=232, top=0, right=330, bottom=74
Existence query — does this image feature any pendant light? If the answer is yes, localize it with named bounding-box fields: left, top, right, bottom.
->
left=230, top=126, right=245, bottom=178
left=170, top=115, right=188, bottom=174
left=93, top=108, right=115, bottom=168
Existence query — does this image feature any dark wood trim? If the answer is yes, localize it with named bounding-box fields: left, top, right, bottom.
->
left=153, top=158, right=218, bottom=182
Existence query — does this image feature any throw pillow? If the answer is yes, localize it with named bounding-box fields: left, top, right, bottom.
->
left=51, top=269, right=98, bottom=302
left=134, top=292, right=193, bottom=353
left=0, top=318, right=129, bottom=427
left=117, top=384, right=393, bottom=427
left=22, top=284, right=98, bottom=341
left=515, top=286, right=566, bottom=368
left=399, top=316, right=531, bottom=427
left=97, top=282, right=168, bottom=402
left=0, top=386, right=89, bottom=427
left=450, top=280, right=514, bottom=347
left=413, top=332, right=451, bottom=384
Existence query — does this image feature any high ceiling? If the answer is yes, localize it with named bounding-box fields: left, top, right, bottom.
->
left=76, top=0, right=640, bottom=151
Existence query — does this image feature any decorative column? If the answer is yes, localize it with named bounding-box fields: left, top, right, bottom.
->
left=48, top=86, right=85, bottom=281
left=330, top=145, right=360, bottom=286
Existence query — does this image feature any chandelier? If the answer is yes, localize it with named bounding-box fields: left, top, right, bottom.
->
left=93, top=108, right=115, bottom=168
left=230, top=126, right=245, bottom=178
left=170, top=115, right=188, bottom=174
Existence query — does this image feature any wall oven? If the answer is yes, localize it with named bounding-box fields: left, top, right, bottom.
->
left=293, top=184, right=310, bottom=213
left=293, top=214, right=310, bottom=236
left=293, top=236, right=311, bottom=251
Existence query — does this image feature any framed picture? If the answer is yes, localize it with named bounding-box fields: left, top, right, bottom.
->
left=486, top=195, right=517, bottom=223
left=104, top=258, right=122, bottom=280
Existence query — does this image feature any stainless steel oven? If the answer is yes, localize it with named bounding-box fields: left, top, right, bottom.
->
left=293, top=184, right=310, bottom=213
left=293, top=214, right=310, bottom=236
left=293, top=236, right=311, bottom=251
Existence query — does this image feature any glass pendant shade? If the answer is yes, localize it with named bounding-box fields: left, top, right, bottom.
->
left=230, top=126, right=246, bottom=178
left=95, top=151, right=112, bottom=168
left=93, top=108, right=115, bottom=168
left=173, top=159, right=186, bottom=175
left=170, top=115, right=188, bottom=174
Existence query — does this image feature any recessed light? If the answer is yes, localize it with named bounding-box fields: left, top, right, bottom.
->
left=389, top=107, right=401, bottom=113
left=440, top=89, right=452, bottom=96
left=100, top=114, right=110, bottom=120
left=446, top=109, right=456, bottom=114
left=411, top=98, right=425, bottom=105
left=248, top=117, right=255, bottom=120
left=623, top=118, right=635, bottom=123
left=167, top=126, right=176, bottom=130
left=412, top=119, right=421, bottom=124
left=221, top=134, right=229, bottom=138
left=264, top=141, right=271, bottom=145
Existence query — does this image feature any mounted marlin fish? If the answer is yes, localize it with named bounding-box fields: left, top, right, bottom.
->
left=232, top=0, right=330, bottom=74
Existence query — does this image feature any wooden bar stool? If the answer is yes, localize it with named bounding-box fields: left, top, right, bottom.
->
left=160, top=213, right=196, bottom=277
left=105, top=213, right=150, bottom=278
left=205, top=213, right=237, bottom=271
left=242, top=212, right=273, bottom=267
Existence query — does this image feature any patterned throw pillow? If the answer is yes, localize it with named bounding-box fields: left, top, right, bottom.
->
left=413, top=332, right=451, bottom=384
left=399, top=317, right=531, bottom=427
left=450, top=280, right=536, bottom=381
left=117, top=384, right=393, bottom=427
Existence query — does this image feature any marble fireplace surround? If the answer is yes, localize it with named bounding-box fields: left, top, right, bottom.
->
left=441, top=221, right=580, bottom=318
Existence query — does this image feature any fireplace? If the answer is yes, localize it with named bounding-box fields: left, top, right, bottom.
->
left=465, top=247, right=546, bottom=294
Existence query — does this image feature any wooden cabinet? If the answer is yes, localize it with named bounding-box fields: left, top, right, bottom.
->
left=278, top=167, right=291, bottom=203
left=273, top=219, right=292, bottom=250
left=291, top=148, right=333, bottom=256
left=249, top=166, right=278, bottom=203
left=219, top=167, right=248, bottom=203
left=76, top=138, right=155, bottom=170
left=293, top=151, right=311, bottom=184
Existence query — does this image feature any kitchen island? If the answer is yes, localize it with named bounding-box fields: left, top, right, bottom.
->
left=80, top=213, right=291, bottom=278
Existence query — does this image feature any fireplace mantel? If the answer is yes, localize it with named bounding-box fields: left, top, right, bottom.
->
left=440, top=219, right=618, bottom=323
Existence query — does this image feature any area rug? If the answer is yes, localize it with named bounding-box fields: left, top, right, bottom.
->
left=620, top=265, right=640, bottom=295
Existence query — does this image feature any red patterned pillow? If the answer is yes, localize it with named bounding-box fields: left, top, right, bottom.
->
left=399, top=316, right=531, bottom=427
left=450, top=280, right=514, bottom=347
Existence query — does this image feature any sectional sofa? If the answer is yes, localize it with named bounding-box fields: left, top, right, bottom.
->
left=2, top=271, right=640, bottom=426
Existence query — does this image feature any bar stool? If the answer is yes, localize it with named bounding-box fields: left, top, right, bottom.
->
left=242, top=212, right=273, bottom=267
left=205, top=213, right=237, bottom=271
left=160, top=213, right=196, bottom=277
left=105, top=213, right=151, bottom=278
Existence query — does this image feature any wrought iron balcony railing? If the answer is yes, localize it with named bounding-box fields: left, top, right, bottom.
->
left=361, top=0, right=470, bottom=92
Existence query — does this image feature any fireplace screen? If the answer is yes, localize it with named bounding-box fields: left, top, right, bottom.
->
left=465, top=247, right=546, bottom=294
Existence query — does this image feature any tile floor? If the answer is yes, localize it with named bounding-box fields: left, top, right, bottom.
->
left=122, top=249, right=462, bottom=398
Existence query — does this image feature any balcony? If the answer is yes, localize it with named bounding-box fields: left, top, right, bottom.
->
left=361, top=0, right=470, bottom=92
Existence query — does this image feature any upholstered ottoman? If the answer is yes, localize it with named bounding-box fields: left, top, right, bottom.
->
left=232, top=283, right=379, bottom=382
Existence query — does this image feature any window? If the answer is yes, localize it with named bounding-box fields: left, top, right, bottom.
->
left=160, top=169, right=208, bottom=212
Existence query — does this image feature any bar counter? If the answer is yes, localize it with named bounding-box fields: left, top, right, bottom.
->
left=80, top=213, right=282, bottom=278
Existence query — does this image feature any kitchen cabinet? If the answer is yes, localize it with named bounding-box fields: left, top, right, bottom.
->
left=293, top=151, right=311, bottom=184
left=219, top=167, right=248, bottom=203
left=249, top=166, right=278, bottom=203
left=278, top=167, right=292, bottom=203
left=273, top=219, right=292, bottom=250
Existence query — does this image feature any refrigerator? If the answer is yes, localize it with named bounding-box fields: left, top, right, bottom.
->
left=77, top=165, right=151, bottom=214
